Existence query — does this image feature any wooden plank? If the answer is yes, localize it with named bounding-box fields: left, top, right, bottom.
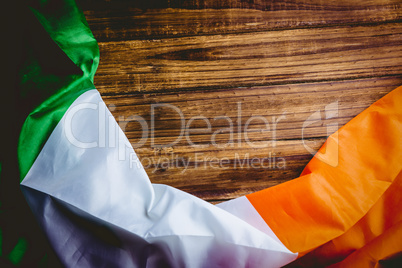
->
left=80, top=0, right=402, bottom=11
left=103, top=77, right=400, bottom=146
left=102, top=77, right=401, bottom=201
left=181, top=0, right=402, bottom=11
left=95, top=23, right=402, bottom=94
left=81, top=0, right=402, bottom=202
left=84, top=8, right=401, bottom=41
left=187, top=0, right=402, bottom=11
left=135, top=139, right=323, bottom=201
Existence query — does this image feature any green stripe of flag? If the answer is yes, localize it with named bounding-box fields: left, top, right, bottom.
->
left=1, top=0, right=99, bottom=266
left=17, top=0, right=99, bottom=180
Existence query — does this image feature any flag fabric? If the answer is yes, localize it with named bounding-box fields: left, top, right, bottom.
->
left=1, top=0, right=401, bottom=267
left=221, top=86, right=402, bottom=267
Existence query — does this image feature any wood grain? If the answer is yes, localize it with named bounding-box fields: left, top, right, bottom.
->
left=83, top=0, right=402, bottom=202
left=101, top=77, right=401, bottom=200
left=135, top=140, right=323, bottom=201
left=103, top=77, right=399, bottom=145
left=85, top=8, right=401, bottom=41
left=96, top=23, right=402, bottom=93
left=81, top=0, right=402, bottom=11
left=82, top=0, right=401, bottom=41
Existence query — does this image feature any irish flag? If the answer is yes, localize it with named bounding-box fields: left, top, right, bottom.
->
left=1, top=0, right=401, bottom=267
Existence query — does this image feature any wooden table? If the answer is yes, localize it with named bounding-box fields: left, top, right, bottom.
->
left=81, top=0, right=402, bottom=203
